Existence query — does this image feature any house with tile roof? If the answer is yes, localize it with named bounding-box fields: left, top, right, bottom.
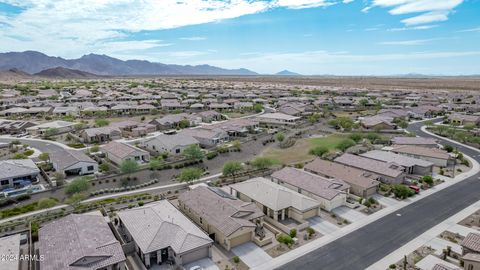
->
left=0, top=159, right=40, bottom=190
left=334, top=153, right=406, bottom=184
left=0, top=234, right=21, bottom=270
left=101, top=141, right=149, bottom=165
left=271, top=167, right=349, bottom=211
left=229, top=177, right=321, bottom=232
left=360, top=150, right=434, bottom=176
left=38, top=212, right=126, bottom=270
left=304, top=158, right=380, bottom=198
left=117, top=200, right=212, bottom=268
left=387, top=145, right=453, bottom=167
left=178, top=186, right=265, bottom=251
left=50, top=149, right=98, bottom=176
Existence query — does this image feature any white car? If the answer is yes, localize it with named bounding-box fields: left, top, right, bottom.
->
left=189, top=266, right=203, bottom=270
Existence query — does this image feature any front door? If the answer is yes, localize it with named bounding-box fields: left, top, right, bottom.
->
left=161, top=248, right=168, bottom=262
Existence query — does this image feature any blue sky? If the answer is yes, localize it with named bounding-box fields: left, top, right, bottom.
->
left=0, top=0, right=479, bottom=75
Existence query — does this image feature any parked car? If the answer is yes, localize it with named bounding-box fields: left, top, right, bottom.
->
left=409, top=185, right=420, bottom=194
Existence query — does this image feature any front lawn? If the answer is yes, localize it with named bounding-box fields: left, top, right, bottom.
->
left=260, top=134, right=347, bottom=165
left=309, top=134, right=348, bottom=150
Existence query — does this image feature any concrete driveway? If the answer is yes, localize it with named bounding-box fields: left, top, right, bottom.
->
left=184, top=258, right=220, bottom=270
left=232, top=242, right=272, bottom=268
left=307, top=216, right=340, bottom=235
left=332, top=206, right=367, bottom=223
left=372, top=194, right=400, bottom=208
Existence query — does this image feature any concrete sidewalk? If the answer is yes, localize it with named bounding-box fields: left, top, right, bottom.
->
left=252, top=150, right=480, bottom=270
left=367, top=199, right=480, bottom=270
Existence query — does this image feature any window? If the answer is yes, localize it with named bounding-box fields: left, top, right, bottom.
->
left=468, top=265, right=473, bottom=270
left=0, top=180, right=9, bottom=186
left=176, top=149, right=180, bottom=154
left=87, top=166, right=94, bottom=171
left=200, top=217, right=203, bottom=224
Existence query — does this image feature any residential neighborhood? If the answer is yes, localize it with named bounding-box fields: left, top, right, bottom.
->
left=0, top=77, right=479, bottom=270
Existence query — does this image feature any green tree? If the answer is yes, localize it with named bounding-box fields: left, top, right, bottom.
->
left=149, top=158, right=163, bottom=170
left=336, top=139, right=356, bottom=152
left=392, top=184, right=414, bottom=199
left=99, top=163, right=110, bottom=172
left=178, top=167, right=203, bottom=183
left=308, top=113, right=321, bottom=124
left=233, top=256, right=241, bottom=264
left=251, top=157, right=276, bottom=170
left=90, top=145, right=100, bottom=153
left=223, top=161, right=243, bottom=180
left=37, top=198, right=58, bottom=209
left=120, top=159, right=139, bottom=174
left=306, top=227, right=315, bottom=238
left=183, top=144, right=204, bottom=160
left=397, top=120, right=408, bottom=129
left=349, top=133, right=363, bottom=143
left=44, top=128, right=59, bottom=138
left=328, top=117, right=355, bottom=131
left=277, top=234, right=294, bottom=248
left=443, top=145, right=454, bottom=153
left=12, top=153, right=28, bottom=159
left=178, top=119, right=190, bottom=129
left=276, top=132, right=285, bottom=142
left=232, top=140, right=242, bottom=151
left=253, top=103, right=263, bottom=113
left=74, top=122, right=85, bottom=130
left=359, top=98, right=369, bottom=107
left=289, top=228, right=297, bottom=238
left=65, top=177, right=90, bottom=195
left=309, top=146, right=329, bottom=157
left=95, top=118, right=110, bottom=127
left=38, top=152, right=49, bottom=162
left=422, top=175, right=434, bottom=186
left=365, top=132, right=380, bottom=143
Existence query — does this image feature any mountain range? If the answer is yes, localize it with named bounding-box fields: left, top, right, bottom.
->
left=0, top=51, right=259, bottom=76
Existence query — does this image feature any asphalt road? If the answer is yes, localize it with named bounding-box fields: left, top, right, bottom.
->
left=0, top=137, right=65, bottom=153
left=278, top=121, right=480, bottom=270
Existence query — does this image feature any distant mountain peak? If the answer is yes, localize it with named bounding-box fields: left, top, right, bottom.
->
left=275, top=70, right=301, bottom=76
left=34, top=66, right=99, bottom=78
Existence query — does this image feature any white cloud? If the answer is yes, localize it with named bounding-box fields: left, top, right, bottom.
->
left=401, top=11, right=448, bottom=26
left=180, top=36, right=207, bottom=41
left=0, top=0, right=343, bottom=58
left=368, top=0, right=463, bottom=25
left=388, top=25, right=438, bottom=31
left=343, top=0, right=355, bottom=3
left=274, top=0, right=335, bottom=9
left=458, top=27, right=480, bottom=33
left=378, top=39, right=437, bottom=45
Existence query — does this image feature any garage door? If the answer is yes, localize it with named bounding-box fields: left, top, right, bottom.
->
left=182, top=247, right=210, bottom=265
left=229, top=232, right=251, bottom=248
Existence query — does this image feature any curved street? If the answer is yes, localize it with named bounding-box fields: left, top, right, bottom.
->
left=275, top=120, right=480, bottom=270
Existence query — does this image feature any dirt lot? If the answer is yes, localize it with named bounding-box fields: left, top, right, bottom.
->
left=171, top=75, right=480, bottom=91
